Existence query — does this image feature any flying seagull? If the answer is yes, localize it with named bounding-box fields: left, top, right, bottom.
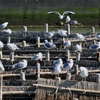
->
left=48, top=11, right=75, bottom=20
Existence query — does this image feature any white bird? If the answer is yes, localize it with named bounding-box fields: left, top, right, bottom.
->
left=0, top=41, right=4, bottom=49
left=1, top=29, right=12, bottom=35
left=53, top=58, right=63, bottom=66
left=79, top=66, right=88, bottom=82
left=57, top=29, right=67, bottom=37
left=7, top=43, right=20, bottom=51
left=89, top=42, right=100, bottom=50
left=63, top=40, right=71, bottom=48
left=75, top=44, right=82, bottom=52
left=0, top=60, right=5, bottom=73
left=0, top=22, right=8, bottom=29
left=76, top=33, right=86, bottom=41
left=31, top=52, right=42, bottom=61
left=48, top=11, right=75, bottom=20
left=12, top=59, right=27, bottom=70
left=65, top=16, right=71, bottom=23
left=45, top=31, right=55, bottom=39
left=44, top=39, right=56, bottom=49
left=52, top=64, right=62, bottom=75
left=63, top=59, right=73, bottom=72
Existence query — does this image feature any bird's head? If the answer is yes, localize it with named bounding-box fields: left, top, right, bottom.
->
left=69, top=59, right=73, bottom=63
left=22, top=59, right=27, bottom=63
left=45, top=40, right=48, bottom=43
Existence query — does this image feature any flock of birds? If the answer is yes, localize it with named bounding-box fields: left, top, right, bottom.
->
left=0, top=11, right=99, bottom=83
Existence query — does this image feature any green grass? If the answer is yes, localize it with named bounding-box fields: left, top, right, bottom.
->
left=0, top=7, right=100, bottom=25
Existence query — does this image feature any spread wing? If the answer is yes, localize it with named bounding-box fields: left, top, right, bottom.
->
left=62, top=11, right=75, bottom=16
left=48, top=11, right=61, bottom=16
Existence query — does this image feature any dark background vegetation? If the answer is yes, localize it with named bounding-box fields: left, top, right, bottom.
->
left=0, top=0, right=100, bottom=26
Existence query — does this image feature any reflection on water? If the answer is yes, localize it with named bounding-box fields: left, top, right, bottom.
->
left=7, top=26, right=100, bottom=34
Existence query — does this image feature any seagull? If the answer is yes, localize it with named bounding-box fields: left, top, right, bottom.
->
left=31, top=52, right=42, bottom=61
left=57, top=29, right=67, bottom=37
left=76, top=33, right=86, bottom=41
left=79, top=66, right=88, bottom=82
left=48, top=11, right=75, bottom=20
left=0, top=22, right=8, bottom=29
left=89, top=42, right=100, bottom=50
left=44, top=39, right=56, bottom=49
left=7, top=43, right=20, bottom=51
left=52, top=64, right=63, bottom=76
left=65, top=16, right=71, bottom=23
left=1, top=29, right=12, bottom=35
left=63, top=59, right=73, bottom=72
left=12, top=59, right=27, bottom=70
left=45, top=31, right=55, bottom=39
left=53, top=58, right=63, bottom=66
left=0, top=60, right=5, bottom=73
left=0, top=41, right=4, bottom=49
left=75, top=44, right=82, bottom=52
left=63, top=40, right=71, bottom=48
left=95, top=34, right=100, bottom=39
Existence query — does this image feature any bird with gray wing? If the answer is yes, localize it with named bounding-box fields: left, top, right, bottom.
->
left=7, top=43, right=20, bottom=51
left=63, top=59, right=73, bottom=72
left=0, top=22, right=8, bottom=29
left=44, top=39, right=56, bottom=49
left=12, top=59, right=27, bottom=70
left=31, top=52, right=42, bottom=63
left=1, top=29, right=12, bottom=35
left=79, top=66, right=88, bottom=82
